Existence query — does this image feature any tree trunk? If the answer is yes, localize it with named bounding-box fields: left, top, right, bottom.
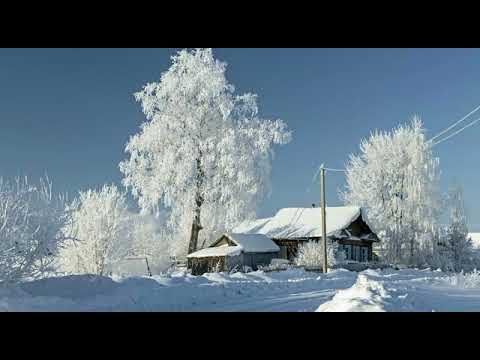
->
left=410, top=235, right=414, bottom=263
left=187, top=156, right=204, bottom=254
left=188, top=217, right=202, bottom=254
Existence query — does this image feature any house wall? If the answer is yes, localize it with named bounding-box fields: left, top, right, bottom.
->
left=241, top=252, right=279, bottom=270
left=188, top=256, right=227, bottom=275
left=225, top=253, right=244, bottom=271
left=189, top=251, right=280, bottom=275
left=273, top=238, right=374, bottom=262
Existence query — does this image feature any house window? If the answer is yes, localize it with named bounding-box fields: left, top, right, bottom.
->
left=279, top=246, right=288, bottom=259
left=352, top=245, right=360, bottom=261
left=343, top=245, right=352, bottom=260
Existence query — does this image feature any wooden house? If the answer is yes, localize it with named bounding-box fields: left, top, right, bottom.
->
left=234, top=206, right=379, bottom=263
left=187, top=233, right=280, bottom=275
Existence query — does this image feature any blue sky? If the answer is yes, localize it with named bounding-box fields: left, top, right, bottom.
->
left=0, top=48, right=479, bottom=230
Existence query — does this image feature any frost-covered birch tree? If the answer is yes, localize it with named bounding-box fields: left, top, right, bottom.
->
left=120, top=48, right=291, bottom=255
left=0, top=177, right=70, bottom=283
left=58, top=184, right=131, bottom=275
left=342, top=117, right=441, bottom=264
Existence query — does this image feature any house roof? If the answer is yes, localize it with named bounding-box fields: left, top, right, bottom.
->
left=233, top=206, right=364, bottom=240
left=224, top=233, right=280, bottom=253
left=186, top=244, right=242, bottom=258
left=187, top=233, right=279, bottom=259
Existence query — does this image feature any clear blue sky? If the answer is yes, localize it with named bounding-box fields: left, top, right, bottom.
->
left=1, top=48, right=479, bottom=230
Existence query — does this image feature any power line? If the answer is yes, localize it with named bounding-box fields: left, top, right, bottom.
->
left=323, top=167, right=347, bottom=173
left=310, top=105, right=480, bottom=176
left=429, top=103, right=480, bottom=143
left=432, top=116, right=480, bottom=147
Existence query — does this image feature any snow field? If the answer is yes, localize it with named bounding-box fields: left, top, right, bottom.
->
left=4, top=267, right=480, bottom=311
left=0, top=268, right=357, bottom=312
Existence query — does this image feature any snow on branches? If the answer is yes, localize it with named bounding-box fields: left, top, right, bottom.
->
left=342, top=117, right=441, bottom=264
left=57, top=185, right=172, bottom=276
left=0, top=177, right=70, bottom=283
left=120, top=48, right=291, bottom=256
left=57, top=184, right=131, bottom=275
left=294, top=240, right=344, bottom=268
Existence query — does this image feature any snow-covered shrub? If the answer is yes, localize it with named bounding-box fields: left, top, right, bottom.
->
left=294, top=240, right=344, bottom=268
left=0, top=177, right=70, bottom=283
left=57, top=184, right=131, bottom=275
left=443, top=269, right=480, bottom=288
left=258, top=259, right=292, bottom=272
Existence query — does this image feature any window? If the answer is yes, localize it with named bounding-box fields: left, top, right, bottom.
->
left=343, top=245, right=352, bottom=260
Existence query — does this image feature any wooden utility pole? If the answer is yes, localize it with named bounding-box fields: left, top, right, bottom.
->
left=320, top=166, right=328, bottom=273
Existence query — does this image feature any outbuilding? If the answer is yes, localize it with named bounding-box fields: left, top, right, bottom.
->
left=187, top=233, right=280, bottom=275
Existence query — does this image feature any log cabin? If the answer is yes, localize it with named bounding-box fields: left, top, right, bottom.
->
left=233, top=206, right=379, bottom=262
left=187, top=206, right=379, bottom=275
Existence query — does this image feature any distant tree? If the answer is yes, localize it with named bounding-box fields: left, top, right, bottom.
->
left=58, top=184, right=130, bottom=275
left=342, top=117, right=441, bottom=265
left=123, top=213, right=171, bottom=273
left=0, top=177, right=70, bottom=283
left=440, top=184, right=475, bottom=272
left=120, top=48, right=291, bottom=256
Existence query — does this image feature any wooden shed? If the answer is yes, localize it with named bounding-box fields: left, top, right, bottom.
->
left=187, top=233, right=280, bottom=275
left=234, top=206, right=379, bottom=263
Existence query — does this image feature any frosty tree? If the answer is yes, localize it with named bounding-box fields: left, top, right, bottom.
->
left=342, top=117, right=441, bottom=264
left=120, top=48, right=291, bottom=255
left=294, top=240, right=344, bottom=268
left=440, top=184, right=475, bottom=272
left=123, top=213, right=171, bottom=273
left=58, top=184, right=131, bottom=275
left=0, top=177, right=70, bottom=283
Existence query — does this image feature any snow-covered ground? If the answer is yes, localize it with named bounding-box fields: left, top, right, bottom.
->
left=2, top=267, right=480, bottom=311
left=318, top=268, right=480, bottom=312
left=0, top=268, right=357, bottom=312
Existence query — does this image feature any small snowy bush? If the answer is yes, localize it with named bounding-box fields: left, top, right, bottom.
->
left=0, top=177, right=70, bottom=283
left=57, top=184, right=131, bottom=276
left=444, top=269, right=480, bottom=288
left=294, top=240, right=344, bottom=268
left=258, top=259, right=292, bottom=272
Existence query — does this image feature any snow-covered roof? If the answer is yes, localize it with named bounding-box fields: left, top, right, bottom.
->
left=233, top=206, right=362, bottom=240
left=187, top=233, right=279, bottom=259
left=233, top=217, right=273, bottom=234
left=224, top=233, right=280, bottom=253
left=187, top=244, right=242, bottom=258
left=469, top=233, right=480, bottom=249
